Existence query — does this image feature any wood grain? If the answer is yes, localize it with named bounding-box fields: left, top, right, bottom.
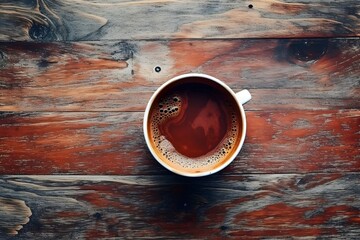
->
left=0, top=0, right=359, bottom=41
left=1, top=1, right=359, bottom=239
left=1, top=38, right=359, bottom=111
left=1, top=110, right=358, bottom=175
left=0, top=197, right=32, bottom=236
left=0, top=174, right=359, bottom=238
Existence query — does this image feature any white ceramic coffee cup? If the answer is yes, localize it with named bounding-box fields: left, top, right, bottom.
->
left=143, top=73, right=251, bottom=177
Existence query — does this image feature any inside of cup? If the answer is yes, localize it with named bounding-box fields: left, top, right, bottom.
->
left=145, top=75, right=246, bottom=176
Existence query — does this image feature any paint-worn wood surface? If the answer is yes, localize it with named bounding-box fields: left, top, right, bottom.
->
left=0, top=0, right=359, bottom=41
left=0, top=174, right=359, bottom=239
left=0, top=0, right=359, bottom=239
left=0, top=38, right=359, bottom=112
left=0, top=110, right=359, bottom=175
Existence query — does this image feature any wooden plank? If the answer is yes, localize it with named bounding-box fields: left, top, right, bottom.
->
left=1, top=110, right=358, bottom=175
left=1, top=38, right=359, bottom=111
left=0, top=0, right=359, bottom=41
left=0, top=174, right=359, bottom=238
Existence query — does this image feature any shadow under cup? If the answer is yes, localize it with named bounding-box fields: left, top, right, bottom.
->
left=144, top=74, right=247, bottom=177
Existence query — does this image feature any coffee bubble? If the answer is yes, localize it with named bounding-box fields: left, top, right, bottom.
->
left=151, top=94, right=182, bottom=128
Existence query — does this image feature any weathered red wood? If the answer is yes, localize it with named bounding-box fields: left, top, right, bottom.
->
left=0, top=174, right=359, bottom=238
left=1, top=0, right=359, bottom=239
left=0, top=0, right=359, bottom=41
left=0, top=39, right=359, bottom=111
left=0, top=110, right=358, bottom=174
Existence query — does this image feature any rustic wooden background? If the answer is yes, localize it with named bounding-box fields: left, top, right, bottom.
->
left=0, top=0, right=359, bottom=239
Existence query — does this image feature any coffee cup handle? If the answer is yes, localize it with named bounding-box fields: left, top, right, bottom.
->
left=236, top=89, right=252, bottom=105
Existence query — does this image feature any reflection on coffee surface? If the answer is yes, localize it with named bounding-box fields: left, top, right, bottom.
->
left=149, top=78, right=241, bottom=171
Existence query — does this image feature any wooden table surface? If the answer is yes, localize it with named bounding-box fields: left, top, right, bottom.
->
left=0, top=0, right=359, bottom=239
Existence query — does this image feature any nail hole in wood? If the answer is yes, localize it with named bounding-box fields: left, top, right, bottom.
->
left=93, top=212, right=102, bottom=220
left=220, top=225, right=228, bottom=231
left=248, top=4, right=253, bottom=9
left=155, top=66, right=161, bottom=73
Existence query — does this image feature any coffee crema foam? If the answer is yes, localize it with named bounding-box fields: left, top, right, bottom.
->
left=150, top=90, right=240, bottom=171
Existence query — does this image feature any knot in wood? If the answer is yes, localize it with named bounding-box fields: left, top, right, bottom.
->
left=288, top=39, right=328, bottom=62
left=29, top=22, right=51, bottom=40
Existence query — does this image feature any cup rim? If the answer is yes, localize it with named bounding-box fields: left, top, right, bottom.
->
left=143, top=73, right=247, bottom=177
